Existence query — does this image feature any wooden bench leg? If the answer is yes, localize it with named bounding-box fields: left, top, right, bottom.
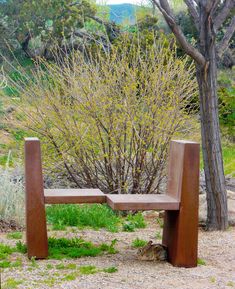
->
left=162, top=141, right=200, bottom=267
left=25, top=138, right=48, bottom=259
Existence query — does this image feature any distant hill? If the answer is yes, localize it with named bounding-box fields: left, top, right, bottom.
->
left=108, top=4, right=138, bottom=24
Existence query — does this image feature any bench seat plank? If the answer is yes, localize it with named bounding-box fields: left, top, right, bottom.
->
left=44, top=189, right=106, bottom=204
left=106, top=194, right=180, bottom=211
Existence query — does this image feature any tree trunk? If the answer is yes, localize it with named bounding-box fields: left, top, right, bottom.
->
left=196, top=12, right=228, bottom=230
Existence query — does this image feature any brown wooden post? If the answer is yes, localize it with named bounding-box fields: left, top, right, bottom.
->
left=163, top=140, right=200, bottom=267
left=25, top=137, right=48, bottom=259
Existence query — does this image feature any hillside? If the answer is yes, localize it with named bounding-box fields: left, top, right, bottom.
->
left=108, top=4, right=138, bottom=24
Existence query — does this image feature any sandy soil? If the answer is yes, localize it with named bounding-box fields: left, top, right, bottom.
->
left=0, top=218, right=234, bottom=289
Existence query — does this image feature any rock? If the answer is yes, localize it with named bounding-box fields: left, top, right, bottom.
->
left=199, top=190, right=235, bottom=226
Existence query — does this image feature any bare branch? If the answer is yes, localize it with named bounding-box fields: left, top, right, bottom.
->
left=214, top=0, right=235, bottom=32
left=217, top=16, right=235, bottom=57
left=184, top=0, right=199, bottom=30
left=152, top=0, right=205, bottom=66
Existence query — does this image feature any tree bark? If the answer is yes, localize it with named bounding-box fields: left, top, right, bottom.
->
left=196, top=7, right=228, bottom=230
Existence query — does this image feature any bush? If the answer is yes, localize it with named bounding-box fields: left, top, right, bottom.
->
left=17, top=34, right=197, bottom=194
left=0, top=169, right=24, bottom=225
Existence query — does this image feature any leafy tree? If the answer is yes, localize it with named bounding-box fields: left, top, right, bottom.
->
left=152, top=0, right=235, bottom=230
left=0, top=0, right=97, bottom=57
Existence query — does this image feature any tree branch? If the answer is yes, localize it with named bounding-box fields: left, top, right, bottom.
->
left=152, top=0, right=206, bottom=66
left=184, top=0, right=199, bottom=30
left=214, top=0, right=235, bottom=32
left=217, top=16, right=235, bottom=57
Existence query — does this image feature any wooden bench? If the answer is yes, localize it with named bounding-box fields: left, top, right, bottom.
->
left=25, top=138, right=199, bottom=267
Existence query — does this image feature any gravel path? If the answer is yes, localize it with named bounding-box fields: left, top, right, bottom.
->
left=1, top=218, right=234, bottom=289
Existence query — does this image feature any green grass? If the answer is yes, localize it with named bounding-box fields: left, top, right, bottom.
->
left=122, top=212, right=146, bottom=232
left=46, top=204, right=121, bottom=232
left=131, top=238, right=148, bottom=248
left=197, top=258, right=206, bottom=266
left=15, top=237, right=118, bottom=260
left=7, top=232, right=22, bottom=240
left=79, top=265, right=98, bottom=275
left=2, top=278, right=23, bottom=289
left=46, top=204, right=146, bottom=233
left=223, top=145, right=235, bottom=177
left=200, top=143, right=235, bottom=177
left=0, top=243, right=14, bottom=259
left=103, top=266, right=118, bottom=273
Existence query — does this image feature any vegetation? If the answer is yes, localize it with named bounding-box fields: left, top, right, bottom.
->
left=0, top=170, right=24, bottom=225
left=46, top=204, right=120, bottom=232
left=13, top=34, right=197, bottom=194
left=131, top=238, right=148, bottom=248
left=46, top=203, right=146, bottom=232
left=153, top=0, right=235, bottom=230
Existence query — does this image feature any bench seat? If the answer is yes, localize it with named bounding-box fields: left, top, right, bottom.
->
left=44, top=189, right=106, bottom=204
left=106, top=194, right=180, bottom=211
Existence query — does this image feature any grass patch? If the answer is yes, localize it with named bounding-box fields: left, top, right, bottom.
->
left=200, top=143, right=235, bottom=177
left=79, top=265, right=98, bottom=275
left=0, top=243, right=14, bottom=259
left=15, top=237, right=118, bottom=260
left=3, top=278, right=23, bottom=289
left=7, top=232, right=22, bottom=240
left=122, top=212, right=146, bottom=232
left=46, top=204, right=121, bottom=232
left=223, top=145, right=235, bottom=177
left=63, top=273, right=77, bottom=281
left=197, top=258, right=206, bottom=266
left=131, top=238, right=148, bottom=248
left=103, top=266, right=118, bottom=273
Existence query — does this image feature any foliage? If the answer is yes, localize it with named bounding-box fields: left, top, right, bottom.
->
left=79, top=265, right=98, bottom=274
left=6, top=231, right=22, bottom=240
left=16, top=237, right=118, bottom=259
left=197, top=258, right=206, bottom=266
left=222, top=144, right=235, bottom=177
left=16, top=34, right=197, bottom=194
left=46, top=204, right=120, bottom=232
left=0, top=243, right=14, bottom=259
left=123, top=212, right=146, bottom=231
left=0, top=170, right=24, bottom=225
left=218, top=69, right=235, bottom=139
left=131, top=238, right=148, bottom=248
left=0, top=0, right=97, bottom=50
left=103, top=266, right=118, bottom=273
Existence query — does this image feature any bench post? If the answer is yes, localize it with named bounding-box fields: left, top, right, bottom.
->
left=25, top=138, right=48, bottom=259
left=163, top=140, right=200, bottom=267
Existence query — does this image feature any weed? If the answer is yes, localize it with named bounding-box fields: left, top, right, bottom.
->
left=0, top=243, right=14, bottom=259
left=122, top=221, right=135, bottom=232
left=7, top=232, right=22, bottom=240
left=48, top=237, right=118, bottom=259
left=3, top=278, right=23, bottom=289
left=16, top=241, right=27, bottom=254
left=103, top=266, right=118, bottom=273
left=63, top=273, right=77, bottom=281
left=30, top=257, right=38, bottom=267
left=126, top=213, right=146, bottom=229
left=131, top=238, right=148, bottom=248
left=79, top=265, right=98, bottom=275
left=46, top=264, right=54, bottom=270
left=0, top=260, right=11, bottom=268
left=197, top=258, right=206, bottom=265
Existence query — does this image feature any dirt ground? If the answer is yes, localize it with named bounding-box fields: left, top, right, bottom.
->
left=0, top=217, right=234, bottom=289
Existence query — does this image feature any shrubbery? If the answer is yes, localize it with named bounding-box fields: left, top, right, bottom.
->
left=14, top=34, right=197, bottom=194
